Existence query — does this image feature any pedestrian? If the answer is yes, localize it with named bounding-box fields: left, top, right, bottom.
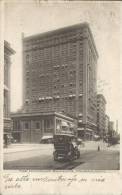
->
left=4, top=134, right=8, bottom=148
left=98, top=145, right=100, bottom=151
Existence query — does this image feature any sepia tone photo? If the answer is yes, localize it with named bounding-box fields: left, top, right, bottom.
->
left=3, top=0, right=120, bottom=173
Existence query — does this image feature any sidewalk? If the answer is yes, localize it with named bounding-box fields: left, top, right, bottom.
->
left=80, top=140, right=119, bottom=151
left=4, top=141, right=119, bottom=154
left=80, top=140, right=107, bottom=150
left=4, top=143, right=53, bottom=154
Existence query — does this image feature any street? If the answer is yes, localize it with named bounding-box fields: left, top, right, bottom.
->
left=4, top=142, right=120, bottom=170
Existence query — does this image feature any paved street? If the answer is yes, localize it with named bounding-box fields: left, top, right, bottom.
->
left=4, top=142, right=120, bottom=170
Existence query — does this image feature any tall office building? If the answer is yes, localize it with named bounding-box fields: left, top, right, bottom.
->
left=4, top=41, right=15, bottom=137
left=97, top=94, right=106, bottom=137
left=21, top=23, right=98, bottom=139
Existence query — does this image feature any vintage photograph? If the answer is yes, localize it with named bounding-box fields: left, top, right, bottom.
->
left=3, top=1, right=120, bottom=171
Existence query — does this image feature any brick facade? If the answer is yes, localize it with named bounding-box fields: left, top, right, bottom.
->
left=22, top=23, right=98, bottom=136
left=97, top=94, right=106, bottom=137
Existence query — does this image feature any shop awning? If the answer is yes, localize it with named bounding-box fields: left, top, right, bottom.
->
left=69, top=123, right=75, bottom=128
left=94, top=135, right=100, bottom=138
left=77, top=128, right=84, bottom=131
left=86, top=129, right=93, bottom=132
left=78, top=120, right=82, bottom=123
left=61, top=121, right=69, bottom=127
left=41, top=135, right=53, bottom=140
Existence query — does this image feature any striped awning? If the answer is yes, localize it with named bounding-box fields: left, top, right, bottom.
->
left=77, top=128, right=84, bottom=131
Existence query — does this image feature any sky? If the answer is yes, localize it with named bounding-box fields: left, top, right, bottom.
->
left=4, top=0, right=121, bottom=131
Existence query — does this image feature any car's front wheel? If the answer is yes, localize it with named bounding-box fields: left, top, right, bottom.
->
left=77, top=150, right=80, bottom=159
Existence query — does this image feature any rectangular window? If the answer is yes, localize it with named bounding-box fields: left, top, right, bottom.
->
left=25, top=122, right=29, bottom=129
left=44, top=119, right=53, bottom=133
left=35, top=122, right=40, bottom=129
left=14, top=120, right=20, bottom=130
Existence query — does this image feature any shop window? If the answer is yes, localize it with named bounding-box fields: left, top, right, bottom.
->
left=25, top=122, right=29, bottom=129
left=44, top=119, right=53, bottom=133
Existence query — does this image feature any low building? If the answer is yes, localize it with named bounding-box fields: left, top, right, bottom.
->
left=11, top=111, right=77, bottom=143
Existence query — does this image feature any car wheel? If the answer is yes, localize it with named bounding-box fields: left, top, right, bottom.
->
left=77, top=151, right=80, bottom=159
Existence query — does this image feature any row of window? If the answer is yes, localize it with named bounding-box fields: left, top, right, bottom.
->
left=26, top=55, right=78, bottom=65
left=14, top=119, right=53, bottom=133
left=26, top=77, right=82, bottom=85
left=26, top=71, right=80, bottom=79
left=25, top=94, right=83, bottom=103
left=25, top=44, right=83, bottom=63
left=26, top=63, right=79, bottom=71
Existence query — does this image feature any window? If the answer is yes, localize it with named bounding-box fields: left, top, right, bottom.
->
left=26, top=54, right=30, bottom=64
left=70, top=83, right=73, bottom=87
left=44, top=119, right=53, bottom=133
left=14, top=120, right=20, bottom=130
left=35, top=122, right=40, bottom=129
left=25, top=99, right=29, bottom=104
left=25, top=122, right=29, bottom=129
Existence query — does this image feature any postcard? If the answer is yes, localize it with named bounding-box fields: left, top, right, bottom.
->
left=0, top=0, right=122, bottom=194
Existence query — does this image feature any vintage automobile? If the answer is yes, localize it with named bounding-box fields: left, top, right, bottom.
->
left=53, top=133, right=80, bottom=161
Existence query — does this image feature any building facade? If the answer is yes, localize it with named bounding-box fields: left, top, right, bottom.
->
left=105, top=114, right=109, bottom=135
left=21, top=23, right=98, bottom=139
left=11, top=112, right=76, bottom=143
left=4, top=41, right=15, bottom=138
left=108, top=121, right=114, bottom=137
left=97, top=94, right=106, bottom=137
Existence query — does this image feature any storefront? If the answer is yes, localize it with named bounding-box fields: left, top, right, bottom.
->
left=77, top=128, right=94, bottom=140
left=11, top=112, right=76, bottom=143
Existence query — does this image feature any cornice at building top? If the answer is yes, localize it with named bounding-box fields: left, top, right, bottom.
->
left=4, top=40, right=15, bottom=55
left=10, top=111, right=75, bottom=121
left=97, top=93, right=106, bottom=104
left=23, top=22, right=98, bottom=58
left=23, top=22, right=89, bottom=40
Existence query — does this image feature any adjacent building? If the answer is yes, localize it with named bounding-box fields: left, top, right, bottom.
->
left=4, top=41, right=15, bottom=139
left=96, top=94, right=106, bottom=137
left=11, top=111, right=76, bottom=143
left=108, top=121, right=114, bottom=137
left=12, top=23, right=98, bottom=142
left=105, top=114, right=109, bottom=135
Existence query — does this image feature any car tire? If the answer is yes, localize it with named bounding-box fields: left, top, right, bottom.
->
left=77, top=151, right=80, bottom=159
